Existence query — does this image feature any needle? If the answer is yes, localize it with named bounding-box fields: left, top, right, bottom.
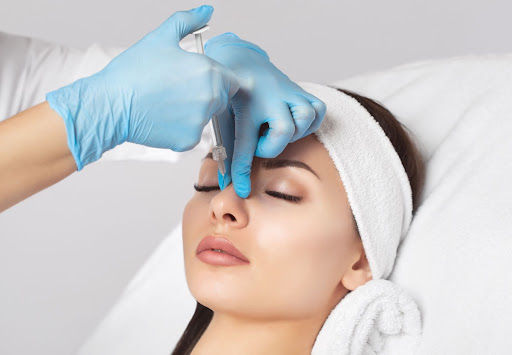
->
left=192, top=25, right=227, bottom=182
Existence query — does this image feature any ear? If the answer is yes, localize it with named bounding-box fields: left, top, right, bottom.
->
left=341, top=246, right=373, bottom=291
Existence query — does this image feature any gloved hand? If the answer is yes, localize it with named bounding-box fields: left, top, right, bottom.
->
left=204, top=33, right=326, bottom=198
left=46, top=5, right=239, bottom=170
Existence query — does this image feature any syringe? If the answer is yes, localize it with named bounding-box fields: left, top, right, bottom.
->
left=192, top=25, right=227, bottom=178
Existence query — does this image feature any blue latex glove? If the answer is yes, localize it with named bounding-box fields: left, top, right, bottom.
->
left=46, top=5, right=239, bottom=170
left=204, top=33, right=327, bottom=198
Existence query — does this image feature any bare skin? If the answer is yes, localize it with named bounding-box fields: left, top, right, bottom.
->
left=182, top=134, right=373, bottom=355
left=0, top=102, right=76, bottom=212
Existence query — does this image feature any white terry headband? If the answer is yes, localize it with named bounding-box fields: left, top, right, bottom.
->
left=299, top=81, right=413, bottom=280
left=298, top=82, right=422, bottom=354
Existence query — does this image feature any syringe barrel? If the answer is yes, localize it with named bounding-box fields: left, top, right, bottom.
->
left=210, top=115, right=223, bottom=147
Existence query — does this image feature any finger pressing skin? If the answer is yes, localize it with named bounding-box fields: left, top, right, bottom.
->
left=231, top=114, right=259, bottom=198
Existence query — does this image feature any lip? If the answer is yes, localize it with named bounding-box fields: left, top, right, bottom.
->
left=196, top=235, right=249, bottom=265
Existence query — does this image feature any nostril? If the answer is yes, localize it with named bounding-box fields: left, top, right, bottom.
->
left=224, top=213, right=236, bottom=222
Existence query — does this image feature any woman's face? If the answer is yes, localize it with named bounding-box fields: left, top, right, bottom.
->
left=182, top=134, right=369, bottom=321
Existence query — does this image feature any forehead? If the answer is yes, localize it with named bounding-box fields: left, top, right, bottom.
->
left=254, top=134, right=336, bottom=179
left=273, top=134, right=325, bottom=161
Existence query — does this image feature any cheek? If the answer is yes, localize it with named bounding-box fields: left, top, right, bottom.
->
left=251, top=203, right=349, bottom=314
left=182, top=197, right=199, bottom=239
left=182, top=196, right=211, bottom=269
left=182, top=196, right=217, bottom=303
left=182, top=199, right=195, bottom=265
left=256, top=198, right=347, bottom=272
left=183, top=194, right=212, bottom=231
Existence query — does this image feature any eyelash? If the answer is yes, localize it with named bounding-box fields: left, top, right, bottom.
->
left=193, top=184, right=303, bottom=203
left=265, top=190, right=303, bottom=203
left=193, top=184, right=220, bottom=192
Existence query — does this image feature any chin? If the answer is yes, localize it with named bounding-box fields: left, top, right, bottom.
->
left=187, top=279, right=245, bottom=315
left=184, top=259, right=247, bottom=310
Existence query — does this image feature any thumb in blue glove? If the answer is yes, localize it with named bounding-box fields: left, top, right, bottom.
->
left=46, top=5, right=240, bottom=170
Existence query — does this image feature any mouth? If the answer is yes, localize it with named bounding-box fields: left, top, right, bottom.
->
left=196, top=235, right=249, bottom=265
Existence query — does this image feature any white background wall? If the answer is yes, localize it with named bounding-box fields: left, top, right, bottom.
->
left=1, top=1, right=510, bottom=354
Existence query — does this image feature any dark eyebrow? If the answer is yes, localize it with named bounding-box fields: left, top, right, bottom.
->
left=263, top=159, right=319, bottom=179
left=204, top=152, right=319, bottom=179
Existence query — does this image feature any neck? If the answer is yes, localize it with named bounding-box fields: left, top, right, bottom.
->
left=191, top=312, right=326, bottom=355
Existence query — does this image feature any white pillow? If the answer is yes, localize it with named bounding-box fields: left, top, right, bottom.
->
left=336, top=54, right=512, bottom=354
left=77, top=53, right=512, bottom=354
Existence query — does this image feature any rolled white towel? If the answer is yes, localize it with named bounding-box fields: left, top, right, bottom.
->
left=312, top=279, right=422, bottom=355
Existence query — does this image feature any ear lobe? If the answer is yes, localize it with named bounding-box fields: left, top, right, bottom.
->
left=341, top=249, right=373, bottom=291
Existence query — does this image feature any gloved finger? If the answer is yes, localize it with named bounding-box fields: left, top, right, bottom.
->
left=286, top=95, right=317, bottom=143
left=254, top=102, right=295, bottom=158
left=204, top=32, right=269, bottom=60
left=204, top=32, right=240, bottom=50
left=151, top=5, right=214, bottom=46
left=301, top=95, right=327, bottom=137
left=231, top=113, right=259, bottom=198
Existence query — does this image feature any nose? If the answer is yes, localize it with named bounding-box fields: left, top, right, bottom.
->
left=209, top=183, right=249, bottom=229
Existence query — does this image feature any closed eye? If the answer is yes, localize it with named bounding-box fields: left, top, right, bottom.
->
left=194, top=184, right=220, bottom=192
left=194, top=184, right=303, bottom=203
left=266, top=191, right=302, bottom=203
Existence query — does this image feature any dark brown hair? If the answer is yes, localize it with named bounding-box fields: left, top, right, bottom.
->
left=171, top=88, right=426, bottom=355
